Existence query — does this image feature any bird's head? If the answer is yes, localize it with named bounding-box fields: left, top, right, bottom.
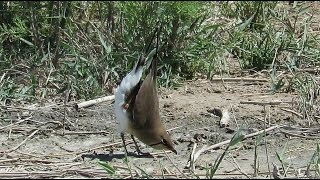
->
left=139, top=129, right=177, bottom=154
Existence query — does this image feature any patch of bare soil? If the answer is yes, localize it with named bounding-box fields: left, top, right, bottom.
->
left=1, top=72, right=319, bottom=178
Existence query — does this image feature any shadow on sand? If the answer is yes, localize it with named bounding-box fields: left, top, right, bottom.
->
left=81, top=151, right=154, bottom=162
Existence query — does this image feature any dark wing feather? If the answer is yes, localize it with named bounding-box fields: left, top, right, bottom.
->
left=132, top=72, right=158, bottom=128
left=131, top=25, right=161, bottom=128
left=126, top=80, right=142, bottom=119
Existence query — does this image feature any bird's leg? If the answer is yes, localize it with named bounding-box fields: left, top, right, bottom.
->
left=131, top=135, right=143, bottom=155
left=131, top=135, right=152, bottom=157
left=121, top=133, right=129, bottom=156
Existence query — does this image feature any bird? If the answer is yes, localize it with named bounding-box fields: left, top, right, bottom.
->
left=114, top=26, right=177, bottom=155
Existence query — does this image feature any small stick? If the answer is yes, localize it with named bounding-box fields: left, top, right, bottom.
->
left=150, top=150, right=173, bottom=156
left=0, top=158, right=19, bottom=163
left=240, top=101, right=292, bottom=106
left=16, top=150, right=41, bottom=158
left=0, top=158, right=61, bottom=164
left=210, top=77, right=268, bottom=82
left=0, top=116, right=32, bottom=131
left=263, top=106, right=271, bottom=177
left=163, top=150, right=189, bottom=179
left=55, top=162, right=83, bottom=169
left=63, top=89, right=69, bottom=136
left=8, top=118, right=12, bottom=139
left=54, top=111, right=76, bottom=128
left=2, top=129, right=39, bottom=153
left=166, top=125, right=183, bottom=132
left=47, top=140, right=133, bottom=157
left=0, top=105, right=35, bottom=111
left=190, top=142, right=197, bottom=171
left=164, top=167, right=173, bottom=175
left=240, top=93, right=271, bottom=97
left=0, top=72, right=6, bottom=85
left=280, top=129, right=320, bottom=139
left=36, top=120, right=63, bottom=127
left=230, top=105, right=239, bottom=128
left=57, top=131, right=110, bottom=135
left=296, top=68, right=320, bottom=73
left=112, top=164, right=131, bottom=171
left=75, top=95, right=115, bottom=110
left=193, top=125, right=279, bottom=163
left=229, top=154, right=250, bottom=178
left=280, top=108, right=304, bottom=118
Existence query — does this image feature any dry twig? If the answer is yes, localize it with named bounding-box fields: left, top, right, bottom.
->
left=2, top=129, right=39, bottom=154
left=192, top=125, right=279, bottom=163
left=280, top=129, right=320, bottom=139
left=163, top=150, right=189, bottom=179
left=0, top=116, right=32, bottom=131
left=210, top=78, right=268, bottom=82
left=280, top=108, right=304, bottom=118
left=240, top=101, right=292, bottom=106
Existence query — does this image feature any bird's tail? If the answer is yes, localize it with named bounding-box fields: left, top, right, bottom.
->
left=150, top=24, right=161, bottom=81
left=135, top=24, right=159, bottom=73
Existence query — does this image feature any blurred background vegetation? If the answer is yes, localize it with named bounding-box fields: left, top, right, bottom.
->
left=0, top=1, right=319, bottom=117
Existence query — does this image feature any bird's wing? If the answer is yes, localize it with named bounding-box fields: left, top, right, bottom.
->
left=126, top=80, right=142, bottom=118
left=132, top=71, right=158, bottom=128
left=131, top=25, right=160, bottom=128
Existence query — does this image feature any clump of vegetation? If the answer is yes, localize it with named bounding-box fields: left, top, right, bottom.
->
left=0, top=1, right=319, bottom=121
left=0, top=2, right=210, bottom=102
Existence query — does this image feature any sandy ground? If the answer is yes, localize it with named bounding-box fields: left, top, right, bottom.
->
left=1, top=74, right=319, bottom=178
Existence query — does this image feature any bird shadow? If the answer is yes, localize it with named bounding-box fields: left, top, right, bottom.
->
left=81, top=151, right=154, bottom=162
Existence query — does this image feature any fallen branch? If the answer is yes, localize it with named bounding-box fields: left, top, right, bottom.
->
left=74, top=95, right=115, bottom=110
left=193, top=125, right=279, bottom=163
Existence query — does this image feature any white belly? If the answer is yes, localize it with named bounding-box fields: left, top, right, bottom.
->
left=114, top=64, right=144, bottom=134
left=114, top=87, right=130, bottom=133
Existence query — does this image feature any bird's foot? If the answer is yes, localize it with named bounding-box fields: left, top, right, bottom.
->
left=108, top=148, right=114, bottom=156
left=135, top=150, right=152, bottom=157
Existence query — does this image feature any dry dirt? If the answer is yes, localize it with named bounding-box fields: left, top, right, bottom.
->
left=1, top=71, right=319, bottom=179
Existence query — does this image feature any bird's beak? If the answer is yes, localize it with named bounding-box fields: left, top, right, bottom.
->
left=172, top=149, right=178, bottom=155
left=170, top=147, right=177, bottom=155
